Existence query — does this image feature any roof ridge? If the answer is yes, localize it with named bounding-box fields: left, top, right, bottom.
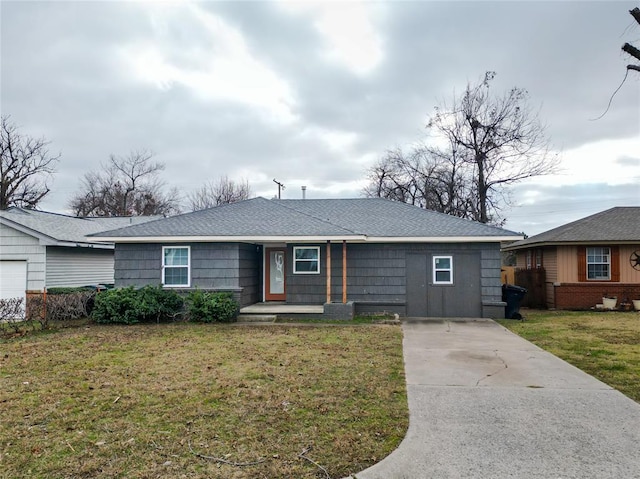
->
left=3, top=207, right=82, bottom=220
left=272, top=200, right=361, bottom=235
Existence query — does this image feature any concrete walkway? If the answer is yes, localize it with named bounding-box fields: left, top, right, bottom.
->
left=349, top=319, right=640, bottom=479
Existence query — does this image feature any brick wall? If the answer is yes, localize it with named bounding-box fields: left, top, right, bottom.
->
left=554, top=283, right=640, bottom=310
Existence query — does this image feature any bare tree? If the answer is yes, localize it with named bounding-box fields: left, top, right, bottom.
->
left=623, top=7, right=640, bottom=73
left=69, top=150, right=180, bottom=216
left=365, top=73, right=556, bottom=225
left=0, top=116, right=60, bottom=209
left=187, top=176, right=252, bottom=211
left=364, top=144, right=475, bottom=220
left=427, top=72, right=557, bottom=224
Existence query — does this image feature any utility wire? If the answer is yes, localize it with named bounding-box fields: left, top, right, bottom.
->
left=589, top=69, right=630, bottom=121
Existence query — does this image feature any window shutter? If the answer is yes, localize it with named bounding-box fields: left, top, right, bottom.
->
left=577, top=246, right=586, bottom=282
left=611, top=246, right=620, bottom=282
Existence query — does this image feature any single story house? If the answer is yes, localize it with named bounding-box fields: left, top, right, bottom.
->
left=93, top=197, right=522, bottom=319
left=0, top=207, right=157, bottom=306
left=503, top=207, right=640, bottom=309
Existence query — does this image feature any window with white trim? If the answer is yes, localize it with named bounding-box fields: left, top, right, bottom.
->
left=293, top=247, right=320, bottom=274
left=587, top=247, right=610, bottom=280
left=433, top=256, right=453, bottom=284
left=162, top=246, right=190, bottom=287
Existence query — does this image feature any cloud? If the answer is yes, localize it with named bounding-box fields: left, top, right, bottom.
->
left=276, top=0, right=385, bottom=75
left=616, top=155, right=640, bottom=167
left=504, top=181, right=640, bottom=236
left=119, top=3, right=297, bottom=123
left=1, top=0, right=638, bottom=224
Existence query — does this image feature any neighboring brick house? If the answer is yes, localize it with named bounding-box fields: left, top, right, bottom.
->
left=92, top=197, right=522, bottom=319
left=503, top=207, right=640, bottom=309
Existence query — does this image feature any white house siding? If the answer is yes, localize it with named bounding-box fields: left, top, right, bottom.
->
left=0, top=223, right=46, bottom=291
left=46, top=246, right=115, bottom=288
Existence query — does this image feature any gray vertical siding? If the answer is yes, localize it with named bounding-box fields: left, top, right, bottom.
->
left=190, top=243, right=240, bottom=288
left=114, top=242, right=260, bottom=306
left=115, top=241, right=504, bottom=317
left=286, top=242, right=503, bottom=317
left=115, top=243, right=162, bottom=287
left=238, top=243, right=261, bottom=306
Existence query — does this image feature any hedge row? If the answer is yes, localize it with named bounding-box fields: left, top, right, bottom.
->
left=91, top=286, right=238, bottom=324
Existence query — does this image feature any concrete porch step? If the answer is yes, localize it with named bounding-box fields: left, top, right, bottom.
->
left=236, top=314, right=277, bottom=323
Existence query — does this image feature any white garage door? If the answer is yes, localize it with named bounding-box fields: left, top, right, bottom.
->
left=0, top=261, right=27, bottom=303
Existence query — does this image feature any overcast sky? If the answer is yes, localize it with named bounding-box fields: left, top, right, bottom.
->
left=1, top=0, right=639, bottom=236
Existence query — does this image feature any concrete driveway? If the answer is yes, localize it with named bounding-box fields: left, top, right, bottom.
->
left=349, top=319, right=640, bottom=479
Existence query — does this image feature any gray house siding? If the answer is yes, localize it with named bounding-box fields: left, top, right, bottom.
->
left=115, top=241, right=503, bottom=318
left=46, top=247, right=115, bottom=288
left=285, top=242, right=503, bottom=318
left=115, top=243, right=162, bottom=286
left=238, top=244, right=261, bottom=306
left=114, top=242, right=260, bottom=306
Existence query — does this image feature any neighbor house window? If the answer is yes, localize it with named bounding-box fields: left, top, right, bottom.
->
left=587, top=247, right=610, bottom=280
left=433, top=256, right=453, bottom=284
left=293, top=247, right=320, bottom=274
left=162, top=246, right=190, bottom=287
left=535, top=249, right=543, bottom=268
left=525, top=249, right=542, bottom=269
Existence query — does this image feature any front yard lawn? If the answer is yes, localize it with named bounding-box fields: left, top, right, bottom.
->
left=0, top=323, right=407, bottom=478
left=499, top=310, right=640, bottom=402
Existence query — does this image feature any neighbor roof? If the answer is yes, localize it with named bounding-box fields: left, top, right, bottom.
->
left=0, top=208, right=159, bottom=248
left=504, top=207, right=640, bottom=251
left=92, top=197, right=521, bottom=243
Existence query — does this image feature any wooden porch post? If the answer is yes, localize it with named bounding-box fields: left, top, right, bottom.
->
left=342, top=240, right=347, bottom=303
left=326, top=240, right=331, bottom=303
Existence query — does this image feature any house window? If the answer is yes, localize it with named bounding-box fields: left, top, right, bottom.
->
left=162, top=246, right=190, bottom=287
left=525, top=249, right=542, bottom=269
left=433, top=256, right=453, bottom=284
left=535, top=249, right=543, bottom=268
left=587, top=247, right=610, bottom=280
left=293, top=247, right=320, bottom=274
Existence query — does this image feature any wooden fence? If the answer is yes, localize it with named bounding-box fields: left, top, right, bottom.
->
left=514, top=268, right=547, bottom=309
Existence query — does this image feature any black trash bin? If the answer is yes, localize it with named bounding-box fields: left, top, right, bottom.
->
left=502, top=284, right=527, bottom=319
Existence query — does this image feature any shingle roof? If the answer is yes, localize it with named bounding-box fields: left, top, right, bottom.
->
left=92, top=197, right=521, bottom=241
left=0, top=208, right=159, bottom=245
left=504, top=207, right=640, bottom=250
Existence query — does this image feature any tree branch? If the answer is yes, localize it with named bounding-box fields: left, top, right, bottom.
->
left=622, top=42, right=640, bottom=62
left=188, top=440, right=266, bottom=467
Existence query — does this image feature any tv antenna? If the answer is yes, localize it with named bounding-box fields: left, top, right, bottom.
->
left=273, top=179, right=285, bottom=199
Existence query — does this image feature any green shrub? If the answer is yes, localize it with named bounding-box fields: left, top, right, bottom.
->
left=186, top=291, right=238, bottom=323
left=92, top=286, right=183, bottom=324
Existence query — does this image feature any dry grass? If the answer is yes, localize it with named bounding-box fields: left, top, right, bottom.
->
left=499, top=310, right=640, bottom=402
left=0, top=323, right=407, bottom=478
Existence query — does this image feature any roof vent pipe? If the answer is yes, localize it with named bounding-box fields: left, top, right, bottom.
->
left=301, top=185, right=306, bottom=200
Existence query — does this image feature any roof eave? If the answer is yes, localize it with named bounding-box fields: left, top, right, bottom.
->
left=503, top=239, right=640, bottom=251
left=92, top=234, right=523, bottom=244
left=366, top=235, right=523, bottom=243
left=53, top=241, right=114, bottom=250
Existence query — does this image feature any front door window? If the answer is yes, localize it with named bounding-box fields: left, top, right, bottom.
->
left=270, top=250, right=285, bottom=295
left=266, top=248, right=286, bottom=301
